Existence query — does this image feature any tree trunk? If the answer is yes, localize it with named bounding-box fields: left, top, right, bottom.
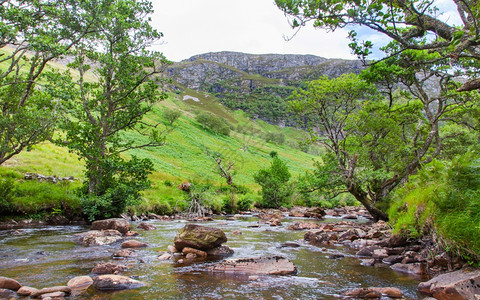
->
left=348, top=185, right=389, bottom=221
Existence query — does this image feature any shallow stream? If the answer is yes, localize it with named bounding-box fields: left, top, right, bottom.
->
left=0, top=216, right=426, bottom=299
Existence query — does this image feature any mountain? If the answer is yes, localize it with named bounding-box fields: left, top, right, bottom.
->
left=166, top=52, right=364, bottom=124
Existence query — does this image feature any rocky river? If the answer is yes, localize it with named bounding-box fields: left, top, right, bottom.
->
left=0, top=208, right=466, bottom=299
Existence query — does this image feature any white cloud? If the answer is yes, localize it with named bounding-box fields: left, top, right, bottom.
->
left=149, top=0, right=356, bottom=62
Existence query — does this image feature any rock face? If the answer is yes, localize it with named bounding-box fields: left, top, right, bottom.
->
left=0, top=276, right=21, bottom=291
left=209, top=256, right=297, bottom=275
left=418, top=269, right=480, bottom=300
left=91, top=218, right=130, bottom=235
left=93, top=275, right=146, bottom=290
left=174, top=224, right=227, bottom=251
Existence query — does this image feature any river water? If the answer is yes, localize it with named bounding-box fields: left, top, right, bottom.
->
left=0, top=216, right=425, bottom=299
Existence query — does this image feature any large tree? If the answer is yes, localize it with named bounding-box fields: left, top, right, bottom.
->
left=275, top=0, right=480, bottom=92
left=0, top=0, right=102, bottom=165
left=62, top=0, right=169, bottom=220
left=290, top=71, right=474, bottom=221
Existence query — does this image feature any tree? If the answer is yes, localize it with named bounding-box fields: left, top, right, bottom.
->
left=195, top=111, right=231, bottom=135
left=289, top=73, right=469, bottom=220
left=0, top=0, right=101, bottom=165
left=206, top=149, right=235, bottom=186
left=254, top=154, right=292, bottom=208
left=163, top=108, right=182, bottom=126
left=275, top=0, right=480, bottom=92
left=61, top=0, right=169, bottom=220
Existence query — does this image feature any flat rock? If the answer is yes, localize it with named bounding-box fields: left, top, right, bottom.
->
left=0, top=276, right=21, bottom=291
left=40, top=291, right=65, bottom=299
left=91, top=218, right=130, bottom=235
left=345, top=287, right=402, bottom=298
left=31, top=286, right=71, bottom=298
left=92, top=262, right=128, bottom=274
left=174, top=224, right=227, bottom=251
left=209, top=256, right=297, bottom=275
left=67, top=276, right=93, bottom=290
left=418, top=269, right=480, bottom=300
left=287, top=222, right=320, bottom=231
left=121, top=240, right=149, bottom=248
left=17, top=286, right=39, bottom=296
left=93, top=275, right=146, bottom=290
left=158, top=253, right=172, bottom=260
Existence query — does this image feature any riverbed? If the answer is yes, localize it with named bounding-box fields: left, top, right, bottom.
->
left=0, top=215, right=425, bottom=299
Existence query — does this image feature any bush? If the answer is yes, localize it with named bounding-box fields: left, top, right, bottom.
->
left=0, top=177, right=15, bottom=215
left=163, top=108, right=182, bottom=126
left=237, top=194, right=254, bottom=211
left=389, top=151, right=480, bottom=262
left=254, top=156, right=293, bottom=208
left=195, top=111, right=231, bottom=136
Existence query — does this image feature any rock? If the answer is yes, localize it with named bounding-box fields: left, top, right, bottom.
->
left=40, top=291, right=65, bottom=299
left=67, top=276, right=93, bottom=290
left=279, top=242, right=301, bottom=248
left=391, top=263, right=426, bottom=275
left=304, top=229, right=337, bottom=246
left=268, top=219, right=282, bottom=226
left=121, top=240, right=149, bottom=248
left=328, top=254, right=345, bottom=259
left=232, top=230, right=242, bottom=235
left=0, top=276, right=21, bottom=291
left=158, top=253, right=172, bottom=260
left=93, top=275, right=146, bottom=290
left=418, top=269, right=480, bottom=300
left=209, top=256, right=297, bottom=275
left=75, top=230, right=123, bottom=246
left=126, top=231, right=139, bottom=236
left=185, top=253, right=197, bottom=260
left=287, top=222, right=320, bottom=231
left=91, top=218, right=130, bottom=235
left=0, top=288, right=17, bottom=299
left=167, top=245, right=178, bottom=253
left=206, top=245, right=235, bottom=257
left=17, top=286, right=39, bottom=296
left=345, top=287, right=402, bottom=298
left=112, top=249, right=137, bottom=259
left=174, top=224, right=227, bottom=251
left=383, top=255, right=404, bottom=265
left=342, top=214, right=358, bottom=220
left=372, top=249, right=389, bottom=260
left=138, top=222, right=156, bottom=230
left=182, top=247, right=207, bottom=258
left=31, top=286, right=71, bottom=298
left=248, top=276, right=259, bottom=281
left=46, top=215, right=70, bottom=225
left=388, top=234, right=408, bottom=247
left=356, top=245, right=382, bottom=257
left=92, top=262, right=128, bottom=274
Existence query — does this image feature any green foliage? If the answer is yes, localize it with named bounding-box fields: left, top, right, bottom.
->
left=0, top=177, right=15, bottom=215
left=163, top=108, right=182, bottom=126
left=79, top=156, right=154, bottom=221
left=264, top=132, right=286, bottom=144
left=389, top=151, right=480, bottom=261
left=195, top=111, right=231, bottom=135
left=254, top=156, right=293, bottom=208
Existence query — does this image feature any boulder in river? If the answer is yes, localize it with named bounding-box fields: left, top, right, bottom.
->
left=91, top=218, right=130, bottom=235
left=75, top=230, right=123, bottom=246
left=67, top=276, right=93, bottom=290
left=137, top=222, right=156, bottom=231
left=418, top=269, right=480, bottom=300
left=121, top=240, right=149, bottom=248
left=93, top=275, right=146, bottom=290
left=0, top=276, right=21, bottom=291
left=92, top=263, right=128, bottom=274
left=209, top=256, right=297, bottom=275
left=345, top=287, right=402, bottom=298
left=0, top=288, right=17, bottom=299
left=31, top=286, right=71, bottom=298
left=174, top=224, right=227, bottom=251
left=206, top=245, right=234, bottom=257
left=112, top=249, right=138, bottom=259
left=182, top=247, right=207, bottom=258
left=17, top=286, right=39, bottom=296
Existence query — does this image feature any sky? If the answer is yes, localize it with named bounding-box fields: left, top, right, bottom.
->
left=149, top=0, right=460, bottom=62
left=149, top=0, right=356, bottom=62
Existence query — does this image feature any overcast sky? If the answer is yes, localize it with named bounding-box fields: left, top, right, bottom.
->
left=149, top=0, right=460, bottom=62
left=150, top=0, right=356, bottom=62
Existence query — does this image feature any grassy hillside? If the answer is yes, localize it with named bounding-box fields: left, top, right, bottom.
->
left=1, top=85, right=319, bottom=218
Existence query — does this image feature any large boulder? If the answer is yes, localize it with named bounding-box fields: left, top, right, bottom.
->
left=93, top=275, right=146, bottom=290
left=418, top=269, right=480, bottom=300
left=91, top=218, right=130, bottom=235
left=0, top=276, right=21, bottom=291
left=209, top=256, right=297, bottom=275
left=174, top=224, right=227, bottom=251
left=67, top=276, right=93, bottom=290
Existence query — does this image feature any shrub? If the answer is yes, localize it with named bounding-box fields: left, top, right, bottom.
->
left=254, top=156, right=293, bottom=208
